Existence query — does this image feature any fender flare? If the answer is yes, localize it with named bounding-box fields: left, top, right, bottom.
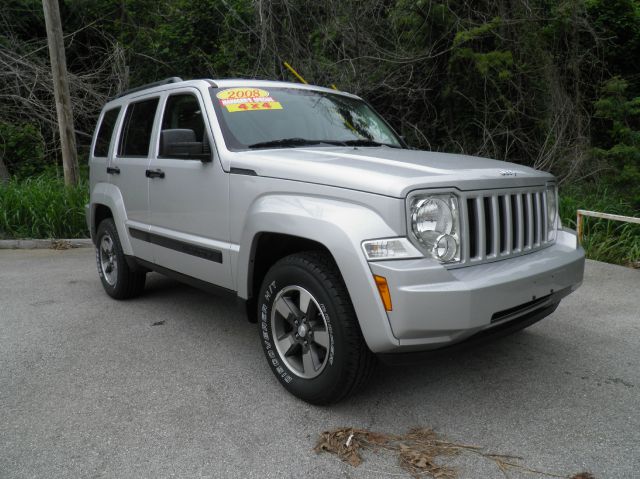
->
left=236, top=194, right=401, bottom=351
left=89, top=183, right=133, bottom=255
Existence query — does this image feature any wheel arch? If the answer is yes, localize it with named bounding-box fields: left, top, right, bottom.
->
left=235, top=194, right=401, bottom=351
left=245, top=232, right=334, bottom=321
left=89, top=183, right=133, bottom=254
left=91, top=204, right=113, bottom=242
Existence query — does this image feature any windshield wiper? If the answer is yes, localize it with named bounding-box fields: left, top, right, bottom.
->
left=248, top=138, right=335, bottom=149
left=340, top=139, right=401, bottom=148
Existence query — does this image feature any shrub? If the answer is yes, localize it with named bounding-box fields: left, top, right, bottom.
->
left=0, top=122, right=46, bottom=177
left=0, top=173, right=89, bottom=239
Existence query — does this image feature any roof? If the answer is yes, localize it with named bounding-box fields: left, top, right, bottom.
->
left=110, top=77, right=360, bottom=105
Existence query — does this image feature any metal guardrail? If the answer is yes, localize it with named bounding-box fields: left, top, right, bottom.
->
left=576, top=209, right=640, bottom=245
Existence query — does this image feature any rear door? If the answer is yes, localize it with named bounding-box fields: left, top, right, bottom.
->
left=147, top=88, right=232, bottom=289
left=108, top=96, right=160, bottom=262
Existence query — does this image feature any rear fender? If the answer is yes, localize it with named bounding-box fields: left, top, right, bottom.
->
left=90, top=183, right=133, bottom=255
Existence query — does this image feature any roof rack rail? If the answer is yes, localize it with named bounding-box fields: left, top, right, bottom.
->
left=115, top=77, right=184, bottom=98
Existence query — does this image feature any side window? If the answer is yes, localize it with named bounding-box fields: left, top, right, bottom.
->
left=159, top=94, right=207, bottom=157
left=93, top=107, right=120, bottom=157
left=119, top=98, right=159, bottom=157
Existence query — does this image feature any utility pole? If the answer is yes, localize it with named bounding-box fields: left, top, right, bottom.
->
left=42, top=0, right=79, bottom=186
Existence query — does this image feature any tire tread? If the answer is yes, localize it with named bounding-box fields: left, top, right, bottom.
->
left=276, top=251, right=376, bottom=404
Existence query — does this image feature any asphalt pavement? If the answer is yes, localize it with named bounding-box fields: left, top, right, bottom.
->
left=1, top=248, right=638, bottom=478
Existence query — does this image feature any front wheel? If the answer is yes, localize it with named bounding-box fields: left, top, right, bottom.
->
left=257, top=251, right=376, bottom=404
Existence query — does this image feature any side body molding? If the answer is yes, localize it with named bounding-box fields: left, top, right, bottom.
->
left=235, top=194, right=402, bottom=351
left=89, top=182, right=134, bottom=255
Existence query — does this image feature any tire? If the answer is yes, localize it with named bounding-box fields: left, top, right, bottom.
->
left=257, top=251, right=376, bottom=404
left=95, top=218, right=146, bottom=299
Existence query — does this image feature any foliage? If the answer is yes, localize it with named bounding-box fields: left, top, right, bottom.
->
left=585, top=0, right=640, bottom=91
left=0, top=173, right=89, bottom=239
left=0, top=122, right=46, bottom=177
left=560, top=184, right=640, bottom=265
left=592, top=77, right=640, bottom=205
left=2, top=0, right=640, bottom=181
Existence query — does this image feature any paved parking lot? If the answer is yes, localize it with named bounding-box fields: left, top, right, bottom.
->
left=1, top=248, right=639, bottom=478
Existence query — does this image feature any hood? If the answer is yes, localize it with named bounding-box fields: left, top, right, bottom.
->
left=229, top=147, right=554, bottom=198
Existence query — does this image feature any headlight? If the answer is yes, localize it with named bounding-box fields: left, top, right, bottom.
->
left=546, top=184, right=558, bottom=242
left=409, top=194, right=460, bottom=263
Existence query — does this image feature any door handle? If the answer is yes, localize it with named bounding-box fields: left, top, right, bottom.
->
left=145, top=169, right=165, bottom=179
left=106, top=166, right=120, bottom=175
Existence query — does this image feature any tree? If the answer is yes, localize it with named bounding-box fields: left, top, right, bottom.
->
left=592, top=76, right=640, bottom=205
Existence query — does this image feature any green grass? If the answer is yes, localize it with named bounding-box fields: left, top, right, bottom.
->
left=560, top=183, right=640, bottom=266
left=0, top=174, right=89, bottom=239
left=0, top=173, right=638, bottom=266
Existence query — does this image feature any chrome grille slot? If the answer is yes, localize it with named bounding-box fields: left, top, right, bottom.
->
left=523, top=193, right=532, bottom=249
left=541, top=191, right=548, bottom=241
left=461, top=187, right=551, bottom=266
left=534, top=191, right=543, bottom=246
left=466, top=198, right=478, bottom=259
left=515, top=194, right=524, bottom=252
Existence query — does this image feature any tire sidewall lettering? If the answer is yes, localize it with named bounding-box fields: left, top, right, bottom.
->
left=260, top=287, right=294, bottom=384
left=318, top=302, right=335, bottom=366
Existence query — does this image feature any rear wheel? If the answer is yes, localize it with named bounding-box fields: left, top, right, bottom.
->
left=257, top=251, right=376, bottom=404
left=95, top=218, right=146, bottom=299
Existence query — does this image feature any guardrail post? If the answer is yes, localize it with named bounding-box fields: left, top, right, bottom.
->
left=576, top=210, right=583, bottom=245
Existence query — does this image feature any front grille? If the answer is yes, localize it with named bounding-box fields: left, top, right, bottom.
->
left=461, top=187, right=550, bottom=265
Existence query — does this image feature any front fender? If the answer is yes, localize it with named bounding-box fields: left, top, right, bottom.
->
left=237, top=194, right=401, bottom=352
left=90, top=182, right=133, bottom=255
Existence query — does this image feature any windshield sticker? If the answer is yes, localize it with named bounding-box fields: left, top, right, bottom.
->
left=216, top=88, right=283, bottom=112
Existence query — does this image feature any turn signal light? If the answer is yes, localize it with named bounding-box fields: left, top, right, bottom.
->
left=374, top=275, right=393, bottom=311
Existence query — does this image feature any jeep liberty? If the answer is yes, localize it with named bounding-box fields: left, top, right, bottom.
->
left=87, top=77, right=585, bottom=404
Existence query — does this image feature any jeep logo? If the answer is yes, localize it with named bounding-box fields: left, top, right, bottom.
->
left=499, top=169, right=517, bottom=176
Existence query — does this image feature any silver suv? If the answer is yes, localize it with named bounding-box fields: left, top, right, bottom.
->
left=87, top=77, right=585, bottom=404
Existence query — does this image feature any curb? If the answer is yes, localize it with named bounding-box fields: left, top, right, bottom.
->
left=0, top=238, right=93, bottom=250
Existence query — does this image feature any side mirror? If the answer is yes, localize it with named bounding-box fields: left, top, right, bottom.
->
left=160, top=129, right=212, bottom=162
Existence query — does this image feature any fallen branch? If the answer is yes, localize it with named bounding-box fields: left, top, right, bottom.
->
left=314, top=426, right=596, bottom=479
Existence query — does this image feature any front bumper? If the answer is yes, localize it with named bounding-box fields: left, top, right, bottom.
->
left=367, top=229, right=585, bottom=352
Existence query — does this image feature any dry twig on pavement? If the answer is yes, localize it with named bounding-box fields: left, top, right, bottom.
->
left=315, top=426, right=596, bottom=479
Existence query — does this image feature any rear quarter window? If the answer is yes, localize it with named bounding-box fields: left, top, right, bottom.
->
left=93, top=107, right=120, bottom=157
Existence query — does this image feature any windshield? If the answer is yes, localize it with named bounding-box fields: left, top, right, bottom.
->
left=209, top=87, right=402, bottom=150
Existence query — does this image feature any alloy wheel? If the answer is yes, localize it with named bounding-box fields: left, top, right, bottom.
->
left=270, top=285, right=331, bottom=379
left=99, top=233, right=118, bottom=286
